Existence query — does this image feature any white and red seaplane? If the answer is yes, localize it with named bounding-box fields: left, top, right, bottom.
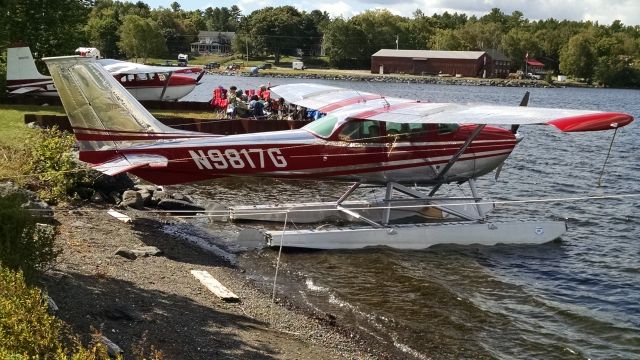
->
left=7, top=47, right=203, bottom=101
left=42, top=55, right=634, bottom=249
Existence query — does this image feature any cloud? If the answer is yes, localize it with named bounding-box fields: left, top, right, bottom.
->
left=143, top=0, right=640, bottom=25
left=316, top=1, right=355, bottom=18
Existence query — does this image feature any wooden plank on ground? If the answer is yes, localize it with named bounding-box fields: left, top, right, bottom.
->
left=190, top=270, right=240, bottom=302
left=107, top=209, right=131, bottom=223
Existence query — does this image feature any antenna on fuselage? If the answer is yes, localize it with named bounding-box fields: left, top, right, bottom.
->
left=381, top=96, right=390, bottom=109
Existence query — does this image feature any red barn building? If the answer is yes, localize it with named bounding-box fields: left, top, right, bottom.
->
left=485, top=48, right=511, bottom=78
left=371, top=49, right=497, bottom=78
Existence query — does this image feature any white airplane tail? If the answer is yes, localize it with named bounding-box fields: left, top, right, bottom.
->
left=42, top=55, right=212, bottom=175
left=7, top=47, right=51, bottom=81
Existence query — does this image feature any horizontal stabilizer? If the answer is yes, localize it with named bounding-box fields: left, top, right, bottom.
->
left=9, top=87, right=45, bottom=94
left=92, top=154, right=168, bottom=176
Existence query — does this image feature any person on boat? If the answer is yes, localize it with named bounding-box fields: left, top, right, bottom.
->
left=210, top=85, right=228, bottom=110
left=249, top=95, right=265, bottom=117
left=226, top=85, right=238, bottom=118
left=236, top=91, right=250, bottom=117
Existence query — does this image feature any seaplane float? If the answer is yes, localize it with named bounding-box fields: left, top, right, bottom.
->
left=7, top=46, right=203, bottom=101
left=42, top=55, right=634, bottom=250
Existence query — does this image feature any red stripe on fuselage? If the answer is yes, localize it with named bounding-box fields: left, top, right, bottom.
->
left=78, top=136, right=515, bottom=185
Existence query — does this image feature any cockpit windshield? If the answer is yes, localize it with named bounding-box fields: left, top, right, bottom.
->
left=302, top=115, right=338, bottom=138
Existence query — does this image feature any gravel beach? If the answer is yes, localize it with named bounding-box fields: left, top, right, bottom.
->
left=40, top=204, right=378, bottom=359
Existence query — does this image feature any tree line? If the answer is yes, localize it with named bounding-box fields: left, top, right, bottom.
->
left=1, top=0, right=639, bottom=87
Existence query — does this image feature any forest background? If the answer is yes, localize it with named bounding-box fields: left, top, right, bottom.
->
left=1, top=0, right=639, bottom=88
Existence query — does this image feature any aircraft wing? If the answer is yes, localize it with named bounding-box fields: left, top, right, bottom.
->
left=92, top=153, right=168, bottom=176
left=270, top=83, right=405, bottom=113
left=97, top=59, right=202, bottom=75
left=348, top=102, right=634, bottom=132
left=272, top=83, right=633, bottom=132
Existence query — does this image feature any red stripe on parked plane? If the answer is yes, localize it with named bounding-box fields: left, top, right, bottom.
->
left=317, top=94, right=383, bottom=113
left=351, top=101, right=419, bottom=119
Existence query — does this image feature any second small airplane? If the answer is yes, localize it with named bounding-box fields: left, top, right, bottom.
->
left=6, top=46, right=203, bottom=101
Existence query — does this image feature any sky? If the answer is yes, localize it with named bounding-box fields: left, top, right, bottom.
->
left=144, top=0, right=640, bottom=26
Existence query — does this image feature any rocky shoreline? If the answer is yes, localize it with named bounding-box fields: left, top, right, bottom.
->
left=213, top=69, right=555, bottom=88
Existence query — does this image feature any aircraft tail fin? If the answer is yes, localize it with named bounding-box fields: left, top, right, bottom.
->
left=42, top=56, right=210, bottom=164
left=7, top=47, right=51, bottom=81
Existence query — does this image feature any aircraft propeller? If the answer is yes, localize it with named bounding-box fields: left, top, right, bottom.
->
left=495, top=91, right=530, bottom=181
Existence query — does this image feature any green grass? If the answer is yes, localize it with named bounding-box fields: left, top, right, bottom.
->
left=0, top=105, right=65, bottom=148
left=153, top=109, right=226, bottom=119
left=0, top=105, right=67, bottom=181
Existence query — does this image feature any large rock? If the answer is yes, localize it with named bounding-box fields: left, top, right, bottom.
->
left=99, top=335, right=123, bottom=358
left=120, top=190, right=143, bottom=209
left=89, top=171, right=135, bottom=194
left=158, top=199, right=204, bottom=212
left=150, top=190, right=168, bottom=205
left=138, top=189, right=153, bottom=206
left=133, top=184, right=160, bottom=193
left=115, top=246, right=163, bottom=260
left=170, top=192, right=193, bottom=203
left=0, top=181, right=53, bottom=219
left=107, top=191, right=121, bottom=204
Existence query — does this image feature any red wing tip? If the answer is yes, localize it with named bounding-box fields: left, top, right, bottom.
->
left=548, top=112, right=634, bottom=132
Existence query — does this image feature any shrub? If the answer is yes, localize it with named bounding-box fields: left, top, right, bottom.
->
left=0, top=265, right=112, bottom=359
left=0, top=265, right=67, bottom=357
left=26, top=127, right=91, bottom=204
left=0, top=193, right=58, bottom=279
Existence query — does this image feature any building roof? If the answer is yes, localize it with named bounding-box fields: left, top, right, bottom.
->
left=484, top=48, right=510, bottom=62
left=196, top=31, right=235, bottom=43
left=526, top=59, right=545, bottom=67
left=372, top=49, right=486, bottom=60
left=198, top=31, right=235, bottom=38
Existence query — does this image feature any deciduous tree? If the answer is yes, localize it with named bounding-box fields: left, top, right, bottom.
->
left=246, top=6, right=304, bottom=64
left=118, top=14, right=166, bottom=62
left=560, top=31, right=597, bottom=80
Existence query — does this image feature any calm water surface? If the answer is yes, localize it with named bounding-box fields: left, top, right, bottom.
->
left=181, top=75, right=640, bottom=359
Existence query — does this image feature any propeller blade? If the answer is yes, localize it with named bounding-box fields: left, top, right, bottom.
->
left=498, top=91, right=530, bottom=181
left=511, top=91, right=530, bottom=134
left=196, top=69, right=205, bottom=83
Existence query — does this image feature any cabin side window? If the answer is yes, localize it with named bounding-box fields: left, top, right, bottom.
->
left=437, top=123, right=459, bottom=134
left=337, top=120, right=381, bottom=142
left=386, top=122, right=430, bottom=140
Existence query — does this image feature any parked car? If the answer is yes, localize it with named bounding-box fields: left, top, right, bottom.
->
left=177, top=53, right=188, bottom=66
left=527, top=72, right=541, bottom=80
left=258, top=63, right=272, bottom=70
left=226, top=63, right=243, bottom=71
left=205, top=62, right=220, bottom=70
left=292, top=61, right=305, bottom=70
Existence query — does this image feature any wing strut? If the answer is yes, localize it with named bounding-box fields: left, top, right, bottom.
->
left=428, top=124, right=486, bottom=197
left=597, top=125, right=619, bottom=187
left=160, top=71, right=173, bottom=100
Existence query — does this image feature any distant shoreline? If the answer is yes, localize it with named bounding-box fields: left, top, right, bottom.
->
left=210, top=69, right=558, bottom=88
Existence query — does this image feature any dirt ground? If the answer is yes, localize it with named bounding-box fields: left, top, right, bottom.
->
left=40, top=205, right=376, bottom=359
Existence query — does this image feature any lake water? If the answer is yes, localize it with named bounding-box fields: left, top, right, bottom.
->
left=181, top=75, right=640, bottom=359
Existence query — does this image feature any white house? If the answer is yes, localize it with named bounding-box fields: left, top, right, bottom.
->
left=190, top=31, right=236, bottom=55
